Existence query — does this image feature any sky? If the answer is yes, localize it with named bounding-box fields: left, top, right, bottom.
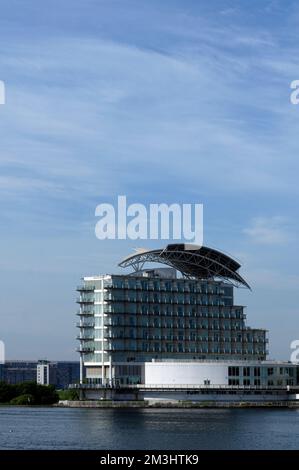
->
left=0, top=0, right=298, bottom=360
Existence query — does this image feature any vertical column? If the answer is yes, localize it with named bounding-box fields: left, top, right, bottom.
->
left=79, top=355, right=83, bottom=384
left=109, top=355, right=112, bottom=386
left=101, top=351, right=105, bottom=385
left=101, top=282, right=105, bottom=385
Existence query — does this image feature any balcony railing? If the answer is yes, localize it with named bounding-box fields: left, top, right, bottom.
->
left=76, top=310, right=94, bottom=316
left=103, top=295, right=236, bottom=308
left=76, top=346, right=95, bottom=353
left=103, top=310, right=246, bottom=322
left=76, top=322, right=95, bottom=328
left=70, top=383, right=299, bottom=392
left=76, top=298, right=94, bottom=304
left=76, top=335, right=95, bottom=341
left=77, top=285, right=96, bottom=292
left=105, top=285, right=228, bottom=295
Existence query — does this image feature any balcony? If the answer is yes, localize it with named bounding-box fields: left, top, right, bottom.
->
left=76, top=310, right=94, bottom=316
left=76, top=322, right=95, bottom=328
left=76, top=346, right=95, bottom=353
left=77, top=285, right=95, bottom=292
left=76, top=335, right=95, bottom=341
left=76, top=297, right=94, bottom=304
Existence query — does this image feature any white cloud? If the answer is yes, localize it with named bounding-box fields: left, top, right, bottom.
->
left=0, top=25, right=299, bottom=207
left=243, top=216, right=291, bottom=245
left=0, top=0, right=299, bottom=360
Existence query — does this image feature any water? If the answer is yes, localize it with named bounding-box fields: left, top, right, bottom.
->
left=0, top=406, right=298, bottom=449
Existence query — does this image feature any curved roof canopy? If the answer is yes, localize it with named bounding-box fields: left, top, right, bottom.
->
left=118, top=243, right=250, bottom=289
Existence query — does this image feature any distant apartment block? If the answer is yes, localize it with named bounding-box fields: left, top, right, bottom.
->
left=37, top=360, right=50, bottom=385
left=0, top=360, right=81, bottom=389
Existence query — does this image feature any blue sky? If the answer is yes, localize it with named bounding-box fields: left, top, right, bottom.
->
left=0, top=0, right=298, bottom=360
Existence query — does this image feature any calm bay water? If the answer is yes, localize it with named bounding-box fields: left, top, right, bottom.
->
left=0, top=406, right=298, bottom=450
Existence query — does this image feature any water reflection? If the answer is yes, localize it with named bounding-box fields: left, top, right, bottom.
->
left=0, top=407, right=298, bottom=450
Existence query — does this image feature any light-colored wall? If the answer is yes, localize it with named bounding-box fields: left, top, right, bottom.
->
left=36, top=363, right=49, bottom=385
left=144, top=362, right=228, bottom=385
left=141, top=391, right=290, bottom=403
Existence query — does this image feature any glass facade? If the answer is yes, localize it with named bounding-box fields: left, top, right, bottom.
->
left=228, top=365, right=296, bottom=387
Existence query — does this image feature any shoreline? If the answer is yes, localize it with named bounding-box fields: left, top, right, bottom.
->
left=54, top=400, right=299, bottom=409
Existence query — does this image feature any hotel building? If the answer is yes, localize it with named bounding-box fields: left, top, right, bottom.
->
left=75, top=243, right=289, bottom=385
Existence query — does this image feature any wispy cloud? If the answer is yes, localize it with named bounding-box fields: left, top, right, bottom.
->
left=243, top=216, right=291, bottom=245
left=0, top=0, right=298, bottom=359
left=1, top=33, right=299, bottom=206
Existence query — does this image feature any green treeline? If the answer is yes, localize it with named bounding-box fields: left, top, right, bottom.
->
left=0, top=381, right=59, bottom=405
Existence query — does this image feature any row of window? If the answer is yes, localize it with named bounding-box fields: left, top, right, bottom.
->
left=106, top=305, right=245, bottom=320
left=105, top=343, right=265, bottom=354
left=105, top=306, right=244, bottom=317
left=104, top=294, right=232, bottom=306
left=228, top=379, right=294, bottom=386
left=228, top=366, right=294, bottom=377
left=106, top=320, right=245, bottom=327
left=109, top=279, right=233, bottom=295
left=105, top=324, right=257, bottom=334
left=103, top=333, right=264, bottom=343
left=106, top=289, right=231, bottom=298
